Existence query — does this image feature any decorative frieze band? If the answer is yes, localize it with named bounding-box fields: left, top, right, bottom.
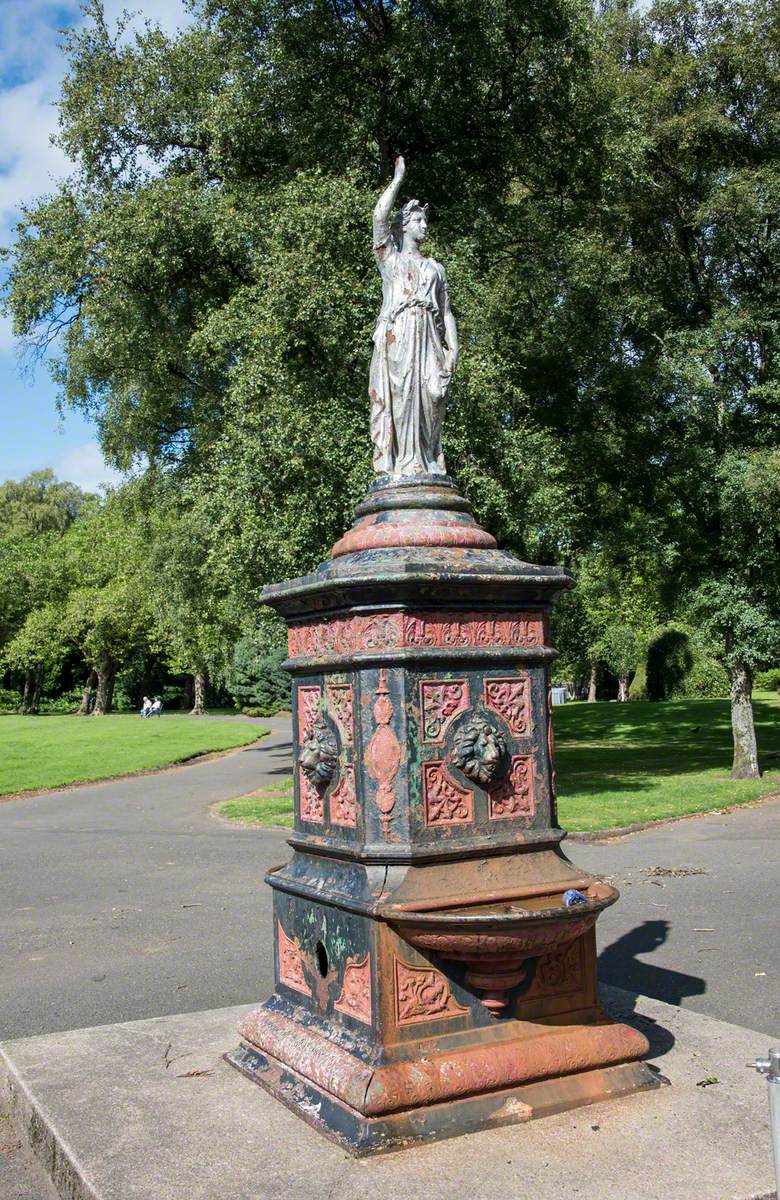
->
left=288, top=611, right=543, bottom=659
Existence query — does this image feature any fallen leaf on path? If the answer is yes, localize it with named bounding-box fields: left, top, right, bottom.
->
left=176, top=1069, right=214, bottom=1078
left=696, top=1076, right=720, bottom=1087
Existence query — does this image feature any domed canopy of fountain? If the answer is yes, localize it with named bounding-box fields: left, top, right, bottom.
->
left=261, top=475, right=572, bottom=618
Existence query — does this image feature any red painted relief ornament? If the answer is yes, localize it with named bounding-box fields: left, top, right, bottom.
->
left=329, top=765, right=358, bottom=828
left=297, top=684, right=325, bottom=823
left=533, top=940, right=583, bottom=997
left=364, top=670, right=401, bottom=835
left=420, top=679, right=469, bottom=742
left=334, top=954, right=372, bottom=1025
left=299, top=768, right=325, bottom=823
left=277, top=922, right=311, bottom=996
left=489, top=754, right=535, bottom=821
left=297, top=684, right=321, bottom=736
left=326, top=682, right=354, bottom=745
left=484, top=676, right=532, bottom=737
left=423, top=761, right=473, bottom=826
left=288, top=611, right=542, bottom=660
left=394, top=958, right=469, bottom=1026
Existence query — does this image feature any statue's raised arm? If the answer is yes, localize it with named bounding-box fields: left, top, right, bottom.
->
left=369, top=156, right=458, bottom=479
left=373, top=155, right=406, bottom=252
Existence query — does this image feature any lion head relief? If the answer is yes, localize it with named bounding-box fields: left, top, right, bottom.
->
left=300, top=716, right=338, bottom=787
left=450, top=717, right=507, bottom=786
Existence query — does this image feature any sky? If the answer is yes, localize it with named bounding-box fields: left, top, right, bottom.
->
left=0, top=0, right=191, bottom=492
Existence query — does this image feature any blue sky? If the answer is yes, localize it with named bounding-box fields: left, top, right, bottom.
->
left=0, top=0, right=190, bottom=491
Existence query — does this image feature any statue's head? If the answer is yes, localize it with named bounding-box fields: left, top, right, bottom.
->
left=392, top=199, right=429, bottom=248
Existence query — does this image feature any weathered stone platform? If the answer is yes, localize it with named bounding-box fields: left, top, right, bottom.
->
left=1, top=986, right=775, bottom=1200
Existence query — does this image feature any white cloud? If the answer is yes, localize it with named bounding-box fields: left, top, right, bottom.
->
left=103, top=0, right=191, bottom=38
left=52, top=440, right=124, bottom=492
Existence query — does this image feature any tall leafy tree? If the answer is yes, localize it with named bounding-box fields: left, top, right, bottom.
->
left=595, top=0, right=780, bottom=773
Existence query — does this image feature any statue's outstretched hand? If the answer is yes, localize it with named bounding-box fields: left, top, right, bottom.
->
left=393, top=155, right=406, bottom=183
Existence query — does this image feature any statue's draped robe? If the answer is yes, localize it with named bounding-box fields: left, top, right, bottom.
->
left=369, top=217, right=452, bottom=476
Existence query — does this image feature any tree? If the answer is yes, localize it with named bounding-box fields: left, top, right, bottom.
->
left=0, top=475, right=90, bottom=698
left=554, top=539, right=661, bottom=700
left=132, top=478, right=236, bottom=715
left=59, top=496, right=156, bottom=714
left=0, top=470, right=89, bottom=538
left=3, top=604, right=69, bottom=714
left=589, top=0, right=780, bottom=764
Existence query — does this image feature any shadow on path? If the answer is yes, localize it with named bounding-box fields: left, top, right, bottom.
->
left=599, top=920, right=706, bottom=1059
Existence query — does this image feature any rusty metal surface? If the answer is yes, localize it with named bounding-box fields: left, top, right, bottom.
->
left=235, top=1000, right=651, bottom=1118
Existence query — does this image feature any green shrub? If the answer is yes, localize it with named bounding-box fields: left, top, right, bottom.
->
left=683, top=655, right=729, bottom=698
left=755, top=667, right=780, bottom=693
left=38, top=690, right=81, bottom=714
left=629, top=662, right=647, bottom=701
left=242, top=704, right=277, bottom=718
left=0, top=687, right=21, bottom=713
left=643, top=627, right=728, bottom=700
left=646, top=629, right=694, bottom=700
left=228, top=640, right=290, bottom=715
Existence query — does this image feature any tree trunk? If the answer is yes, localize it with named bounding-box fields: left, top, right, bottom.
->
left=92, top=660, right=115, bottom=716
left=587, top=660, right=598, bottom=703
left=730, top=661, right=759, bottom=779
left=617, top=674, right=630, bottom=702
left=20, top=670, right=33, bottom=714
left=30, top=663, right=44, bottom=714
left=78, top=669, right=97, bottom=715
left=190, top=670, right=208, bottom=716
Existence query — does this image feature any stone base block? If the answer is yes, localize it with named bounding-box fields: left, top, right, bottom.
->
left=1, top=988, right=776, bottom=1200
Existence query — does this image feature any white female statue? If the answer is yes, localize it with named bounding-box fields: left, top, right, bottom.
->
left=369, top=155, right=459, bottom=478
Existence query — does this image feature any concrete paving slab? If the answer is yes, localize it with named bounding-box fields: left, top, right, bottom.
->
left=0, top=985, right=776, bottom=1200
left=0, top=1101, right=58, bottom=1200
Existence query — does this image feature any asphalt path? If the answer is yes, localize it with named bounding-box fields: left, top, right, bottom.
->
left=0, top=715, right=778, bottom=1043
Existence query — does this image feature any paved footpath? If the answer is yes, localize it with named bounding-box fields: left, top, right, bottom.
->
left=1, top=715, right=777, bottom=1045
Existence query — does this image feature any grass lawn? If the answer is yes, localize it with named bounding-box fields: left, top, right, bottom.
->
left=215, top=693, right=780, bottom=833
left=0, top=714, right=266, bottom=796
left=554, top=693, right=780, bottom=830
left=217, top=777, right=296, bottom=828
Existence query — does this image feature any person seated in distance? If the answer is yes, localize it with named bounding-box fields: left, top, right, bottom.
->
left=140, top=696, right=152, bottom=718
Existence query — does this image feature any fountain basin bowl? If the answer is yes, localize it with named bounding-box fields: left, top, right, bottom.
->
left=386, top=882, right=618, bottom=1014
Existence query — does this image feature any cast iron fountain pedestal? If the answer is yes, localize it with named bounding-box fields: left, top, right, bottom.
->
left=226, top=476, right=658, bottom=1153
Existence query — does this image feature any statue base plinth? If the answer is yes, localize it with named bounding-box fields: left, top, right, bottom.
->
left=331, top=474, right=497, bottom=557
